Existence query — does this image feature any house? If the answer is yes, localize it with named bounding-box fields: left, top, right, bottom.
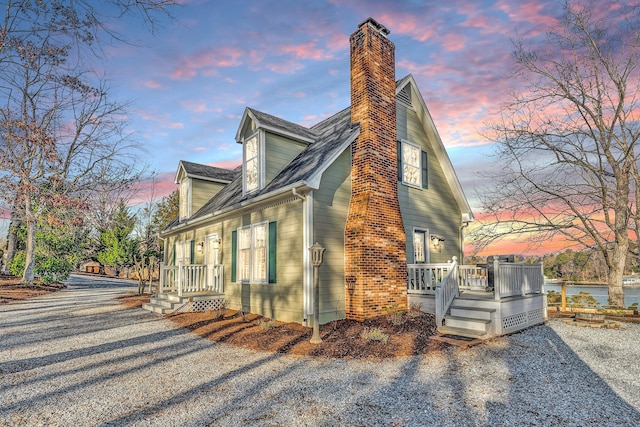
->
left=144, top=18, right=546, bottom=339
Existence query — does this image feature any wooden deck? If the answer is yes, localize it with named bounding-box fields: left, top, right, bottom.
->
left=408, top=259, right=546, bottom=339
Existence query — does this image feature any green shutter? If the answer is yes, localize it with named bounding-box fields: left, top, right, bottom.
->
left=190, top=240, right=195, bottom=264
left=173, top=243, right=176, bottom=265
left=421, top=150, right=428, bottom=189
left=231, top=230, right=237, bottom=283
left=397, top=140, right=402, bottom=182
left=268, top=221, right=277, bottom=283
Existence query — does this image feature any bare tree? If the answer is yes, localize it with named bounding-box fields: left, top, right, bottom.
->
left=472, top=0, right=640, bottom=307
left=0, top=1, right=176, bottom=283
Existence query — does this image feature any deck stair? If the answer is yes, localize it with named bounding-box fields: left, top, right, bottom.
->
left=143, top=292, right=224, bottom=314
left=439, top=293, right=498, bottom=339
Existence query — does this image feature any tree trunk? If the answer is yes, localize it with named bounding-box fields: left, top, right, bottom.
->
left=22, top=212, right=36, bottom=284
left=3, top=216, right=20, bottom=274
left=607, top=245, right=627, bottom=308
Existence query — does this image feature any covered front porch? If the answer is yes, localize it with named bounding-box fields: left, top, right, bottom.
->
left=142, top=263, right=225, bottom=314
left=407, top=257, right=546, bottom=339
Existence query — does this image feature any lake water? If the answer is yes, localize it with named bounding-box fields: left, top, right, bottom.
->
left=544, top=282, right=640, bottom=308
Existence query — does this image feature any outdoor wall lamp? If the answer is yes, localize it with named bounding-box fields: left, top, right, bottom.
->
left=431, top=235, right=444, bottom=247
left=196, top=241, right=204, bottom=253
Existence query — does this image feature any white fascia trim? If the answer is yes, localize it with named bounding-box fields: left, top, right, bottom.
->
left=162, top=182, right=313, bottom=235
left=234, top=107, right=253, bottom=142
left=259, top=125, right=315, bottom=145
left=303, top=191, right=314, bottom=321
left=305, top=129, right=359, bottom=188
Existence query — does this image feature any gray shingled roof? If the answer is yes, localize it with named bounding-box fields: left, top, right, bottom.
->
left=247, top=108, right=318, bottom=142
left=183, top=107, right=356, bottom=223
left=179, top=160, right=236, bottom=183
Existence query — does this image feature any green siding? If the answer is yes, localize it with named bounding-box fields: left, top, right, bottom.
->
left=264, top=132, right=307, bottom=184
left=397, top=103, right=462, bottom=264
left=191, top=179, right=225, bottom=214
left=313, top=148, right=351, bottom=324
left=203, top=199, right=306, bottom=323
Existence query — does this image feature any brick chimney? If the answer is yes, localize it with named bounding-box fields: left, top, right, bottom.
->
left=345, top=18, right=407, bottom=321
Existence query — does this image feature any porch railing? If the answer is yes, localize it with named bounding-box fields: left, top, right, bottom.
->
left=407, top=263, right=451, bottom=294
left=435, top=257, right=459, bottom=327
left=159, top=262, right=224, bottom=296
left=493, top=260, right=543, bottom=300
left=459, top=265, right=488, bottom=290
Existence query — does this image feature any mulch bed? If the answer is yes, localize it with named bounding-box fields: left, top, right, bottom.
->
left=0, top=276, right=66, bottom=304
left=166, top=308, right=445, bottom=359
left=547, top=310, right=640, bottom=324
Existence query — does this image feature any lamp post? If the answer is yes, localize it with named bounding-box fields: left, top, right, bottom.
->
left=309, top=242, right=325, bottom=344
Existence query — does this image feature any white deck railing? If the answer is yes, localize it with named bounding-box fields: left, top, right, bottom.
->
left=493, top=260, right=543, bottom=299
left=407, top=259, right=543, bottom=300
left=435, top=257, right=459, bottom=327
left=459, top=265, right=488, bottom=290
left=407, top=263, right=451, bottom=294
left=159, top=262, right=224, bottom=296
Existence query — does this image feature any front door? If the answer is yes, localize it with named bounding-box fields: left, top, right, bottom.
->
left=205, top=234, right=221, bottom=292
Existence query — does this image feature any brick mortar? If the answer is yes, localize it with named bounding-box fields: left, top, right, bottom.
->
left=345, top=20, right=407, bottom=321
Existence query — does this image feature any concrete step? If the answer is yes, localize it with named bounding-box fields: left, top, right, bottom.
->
left=450, top=305, right=496, bottom=321
left=438, top=325, right=488, bottom=340
left=148, top=298, right=176, bottom=309
left=142, top=302, right=174, bottom=314
left=444, top=315, right=490, bottom=333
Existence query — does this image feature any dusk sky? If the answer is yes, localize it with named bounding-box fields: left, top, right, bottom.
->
left=95, top=0, right=628, bottom=254
left=107, top=0, right=560, bottom=196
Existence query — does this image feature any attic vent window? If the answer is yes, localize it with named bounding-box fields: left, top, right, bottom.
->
left=398, top=85, right=412, bottom=106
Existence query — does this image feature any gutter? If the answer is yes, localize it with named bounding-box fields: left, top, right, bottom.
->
left=162, top=181, right=314, bottom=235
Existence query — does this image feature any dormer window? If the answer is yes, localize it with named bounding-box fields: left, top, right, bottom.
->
left=243, top=131, right=262, bottom=194
left=179, top=178, right=191, bottom=220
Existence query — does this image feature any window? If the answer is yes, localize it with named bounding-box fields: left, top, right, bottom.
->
left=179, top=179, right=190, bottom=219
left=243, top=132, right=261, bottom=194
left=399, top=140, right=428, bottom=189
left=235, top=222, right=271, bottom=283
left=413, top=229, right=428, bottom=263
left=175, top=240, right=192, bottom=266
left=238, top=228, right=251, bottom=281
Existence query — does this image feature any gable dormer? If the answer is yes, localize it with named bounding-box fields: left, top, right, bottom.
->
left=236, top=107, right=316, bottom=196
left=175, top=160, right=235, bottom=221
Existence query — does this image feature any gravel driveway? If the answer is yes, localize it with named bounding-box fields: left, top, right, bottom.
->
left=1, top=275, right=639, bottom=426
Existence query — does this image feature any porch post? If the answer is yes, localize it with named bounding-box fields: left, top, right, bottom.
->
left=493, top=258, right=501, bottom=301
left=159, top=262, right=165, bottom=294
left=177, top=262, right=183, bottom=297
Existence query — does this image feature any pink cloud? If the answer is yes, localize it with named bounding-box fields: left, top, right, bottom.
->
left=180, top=100, right=211, bottom=113
left=170, top=46, right=244, bottom=80
left=279, top=40, right=332, bottom=60
left=211, top=159, right=241, bottom=170
left=142, top=79, right=164, bottom=89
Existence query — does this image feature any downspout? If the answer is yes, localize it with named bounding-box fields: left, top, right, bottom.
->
left=295, top=188, right=314, bottom=326
left=459, top=221, right=470, bottom=264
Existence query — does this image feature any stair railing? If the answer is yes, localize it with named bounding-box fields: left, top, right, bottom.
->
left=435, top=256, right=459, bottom=328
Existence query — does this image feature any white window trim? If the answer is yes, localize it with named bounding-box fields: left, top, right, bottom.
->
left=412, top=227, right=430, bottom=264
left=242, top=130, right=265, bottom=195
left=236, top=221, right=269, bottom=284
left=401, top=139, right=422, bottom=189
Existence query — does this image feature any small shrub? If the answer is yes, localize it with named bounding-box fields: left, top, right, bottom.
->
left=568, top=291, right=600, bottom=309
left=257, top=319, right=276, bottom=330
left=407, top=302, right=424, bottom=318
left=384, top=304, right=407, bottom=326
left=360, top=327, right=389, bottom=343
